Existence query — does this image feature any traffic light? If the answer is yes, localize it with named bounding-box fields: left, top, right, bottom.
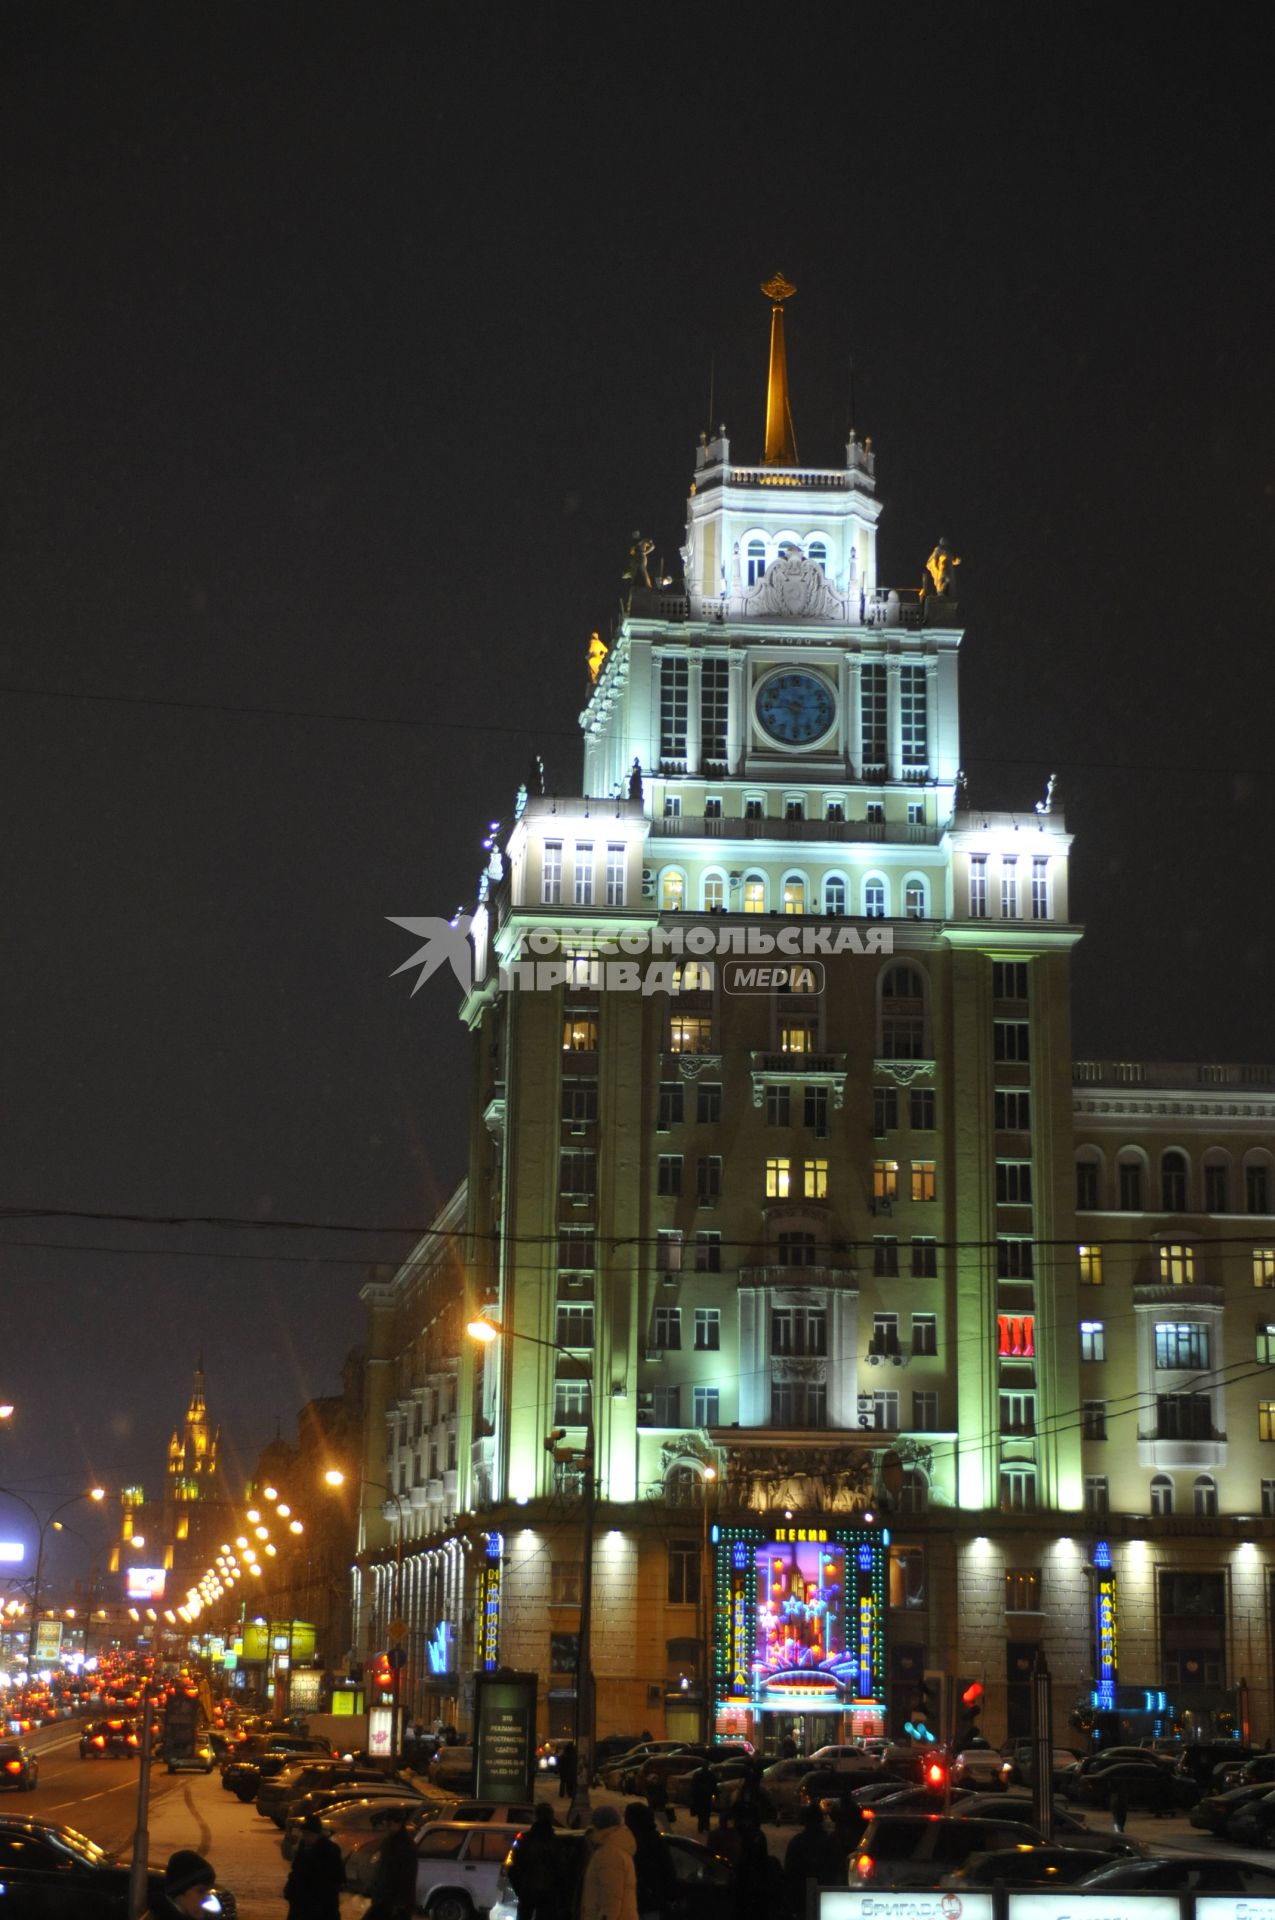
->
left=923, top=1756, right=948, bottom=1795
left=371, top=1654, right=394, bottom=1693
left=903, top=1680, right=937, bottom=1744
left=956, top=1680, right=984, bottom=1749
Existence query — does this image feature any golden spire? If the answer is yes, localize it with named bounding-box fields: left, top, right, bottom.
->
left=761, top=272, right=798, bottom=466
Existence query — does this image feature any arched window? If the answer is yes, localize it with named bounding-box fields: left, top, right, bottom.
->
left=1150, top=1474, right=1174, bottom=1517
left=878, top=963, right=930, bottom=1060
left=660, top=869, right=686, bottom=913
left=823, top=875, right=847, bottom=917
left=897, top=1468, right=929, bottom=1515
left=904, top=879, right=927, bottom=920
left=1203, top=1151, right=1231, bottom=1215
left=665, top=1462, right=706, bottom=1507
left=742, top=874, right=767, bottom=914
left=808, top=539, right=828, bottom=573
left=1245, top=1151, right=1274, bottom=1216
left=1160, top=1151, right=1188, bottom=1212
left=746, top=539, right=766, bottom=586
left=702, top=872, right=726, bottom=912
left=1194, top=1474, right=1218, bottom=1517
left=864, top=877, right=886, bottom=919
left=782, top=875, right=806, bottom=915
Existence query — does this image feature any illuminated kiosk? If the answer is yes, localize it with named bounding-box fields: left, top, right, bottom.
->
left=712, top=1521, right=887, bottom=1746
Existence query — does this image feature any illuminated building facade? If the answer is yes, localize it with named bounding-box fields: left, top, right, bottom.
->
left=366, top=290, right=1275, bottom=1749
left=110, top=1360, right=235, bottom=1604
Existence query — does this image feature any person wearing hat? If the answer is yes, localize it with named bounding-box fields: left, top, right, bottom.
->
left=579, top=1805, right=637, bottom=1920
left=142, top=1849, right=217, bottom=1919
left=283, top=1812, right=345, bottom=1918
left=365, top=1803, right=419, bottom=1920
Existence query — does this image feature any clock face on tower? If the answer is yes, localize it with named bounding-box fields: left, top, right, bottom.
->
left=754, top=669, right=837, bottom=747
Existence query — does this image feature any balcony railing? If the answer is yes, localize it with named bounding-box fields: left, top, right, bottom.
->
left=649, top=816, right=940, bottom=844
left=738, top=1264, right=856, bottom=1289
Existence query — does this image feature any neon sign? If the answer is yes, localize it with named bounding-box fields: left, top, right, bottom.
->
left=1093, top=1539, right=1117, bottom=1709
left=478, top=1531, right=503, bottom=1671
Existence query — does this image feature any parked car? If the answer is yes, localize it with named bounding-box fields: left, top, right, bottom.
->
left=0, top=1743, right=38, bottom=1792
left=450, top=1803, right=556, bottom=1826
left=1188, top=1779, right=1275, bottom=1835
left=1174, top=1742, right=1256, bottom=1789
left=591, top=1732, right=648, bottom=1776
left=430, top=1745, right=477, bottom=1793
left=0, top=1816, right=166, bottom=1916
left=951, top=1747, right=1005, bottom=1790
left=950, top=1791, right=1145, bottom=1854
left=999, top=1745, right=1084, bottom=1792
left=1080, top=1855, right=1275, bottom=1893
left=598, top=1741, right=689, bottom=1791
left=412, top=1821, right=526, bottom=1920
left=944, top=1845, right=1125, bottom=1888
left=1218, top=1788, right=1275, bottom=1848
left=849, top=1813, right=1047, bottom=1887
left=490, top=1822, right=736, bottom=1920
left=259, top=1760, right=395, bottom=1824
left=282, top=1793, right=429, bottom=1862
left=1068, top=1754, right=1198, bottom=1812
left=757, top=1757, right=822, bottom=1823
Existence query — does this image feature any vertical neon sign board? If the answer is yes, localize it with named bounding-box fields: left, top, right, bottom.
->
left=1093, top=1538, right=1117, bottom=1710
left=478, top=1532, right=503, bottom=1672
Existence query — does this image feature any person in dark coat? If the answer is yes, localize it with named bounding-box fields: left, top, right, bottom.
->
left=782, top=1809, right=843, bottom=1920
left=509, top=1803, right=567, bottom=1920
left=688, top=1764, right=716, bottom=1835
left=365, top=1806, right=419, bottom=1920
left=625, top=1800, right=677, bottom=1920
left=140, top=1850, right=218, bottom=1919
left=284, top=1815, right=344, bottom=1920
left=1108, top=1779, right=1129, bottom=1832
left=558, top=1740, right=578, bottom=1802
left=645, top=1765, right=672, bottom=1826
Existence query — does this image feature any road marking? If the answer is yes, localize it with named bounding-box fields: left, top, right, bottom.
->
left=184, top=1783, right=213, bottom=1856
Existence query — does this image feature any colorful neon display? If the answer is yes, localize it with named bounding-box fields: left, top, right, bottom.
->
left=478, top=1531, right=503, bottom=1671
left=1093, top=1539, right=1117, bottom=1710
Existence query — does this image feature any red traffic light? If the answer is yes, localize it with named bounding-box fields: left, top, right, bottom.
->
left=961, top=1682, right=985, bottom=1708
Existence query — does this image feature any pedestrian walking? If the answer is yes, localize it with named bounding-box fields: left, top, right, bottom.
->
left=580, top=1806, right=638, bottom=1920
left=509, top=1803, right=567, bottom=1920
left=782, top=1809, right=843, bottom=1920
left=284, top=1815, right=344, bottom=1920
left=558, top=1740, right=578, bottom=1803
left=1108, top=1780, right=1129, bottom=1833
left=688, top=1763, right=716, bottom=1835
left=365, top=1805, right=419, bottom=1920
left=626, top=1800, right=677, bottom=1920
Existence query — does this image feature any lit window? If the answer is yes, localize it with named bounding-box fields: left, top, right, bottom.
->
left=1080, top=1321, right=1105, bottom=1362
left=911, top=1160, right=936, bottom=1202
left=1001, top=858, right=1019, bottom=919
left=1031, top=857, right=1050, bottom=920
left=998, top=1314, right=1035, bottom=1358
left=864, top=878, right=886, bottom=919
left=779, top=1021, right=815, bottom=1055
left=574, top=844, right=594, bottom=906
left=1261, top=1402, right=1275, bottom=1442
left=765, top=1157, right=791, bottom=1199
left=824, top=875, right=847, bottom=916
left=803, top=1159, right=828, bottom=1200
left=661, top=870, right=685, bottom=912
left=673, top=960, right=712, bottom=992
left=563, top=1014, right=598, bottom=1052
left=1005, top=1569, right=1041, bottom=1613
left=605, top=844, right=626, bottom=907
left=542, top=841, right=563, bottom=905
left=1154, top=1322, right=1209, bottom=1369
left=703, top=874, right=726, bottom=911
left=1158, top=1243, right=1196, bottom=1286
left=1255, top=1249, right=1275, bottom=1288
left=742, top=877, right=766, bottom=913
left=873, top=1159, right=899, bottom=1201
left=1078, top=1244, right=1103, bottom=1285
left=904, top=880, right=926, bottom=919
left=782, top=877, right=806, bottom=914
left=669, top=1014, right=713, bottom=1054
left=969, top=856, right=988, bottom=918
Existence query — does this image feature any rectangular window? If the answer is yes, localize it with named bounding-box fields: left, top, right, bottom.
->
left=693, top=1386, right=720, bottom=1427
left=996, top=1160, right=1033, bottom=1204
left=657, top=1154, right=683, bottom=1197
left=1000, top=1391, right=1037, bottom=1435
left=657, top=1081, right=684, bottom=1130
left=873, top=1086, right=899, bottom=1135
left=826, top=799, right=845, bottom=822
left=562, top=1078, right=598, bottom=1125
left=969, top=855, right=988, bottom=918
left=563, top=1012, right=598, bottom=1053
left=874, top=1236, right=899, bottom=1277
left=696, top=1156, right=722, bottom=1204
left=1119, top=1160, right=1143, bottom=1210
left=701, top=658, right=730, bottom=764
left=900, top=665, right=928, bottom=766
left=656, top=1230, right=683, bottom=1272
left=694, top=1230, right=721, bottom=1273
left=770, top=1380, right=828, bottom=1428
left=911, top=1390, right=939, bottom=1431
left=992, top=960, right=1029, bottom=1001
left=1155, top=1392, right=1213, bottom=1440
left=873, top=1159, right=899, bottom=1201
left=911, top=1160, right=937, bottom=1202
left=1249, top=1166, right=1271, bottom=1215
left=693, top=1307, right=720, bottom=1351
left=605, top=843, right=626, bottom=907
left=704, top=796, right=722, bottom=820
left=1262, top=1403, right=1275, bottom=1442
left=744, top=797, right=764, bottom=821
left=910, top=1236, right=938, bottom=1278
left=870, top=1311, right=901, bottom=1355
left=999, top=1466, right=1036, bottom=1512
left=779, top=1017, right=817, bottom=1054
left=910, top=1087, right=936, bottom=1129
left=669, top=1014, right=713, bottom=1054
left=765, top=1157, right=791, bottom=1199
left=1154, top=1321, right=1210, bottom=1369
left=550, top=1631, right=580, bottom=1673
left=667, top=1540, right=700, bottom=1605
left=1076, top=1161, right=1100, bottom=1209
left=996, top=1237, right=1034, bottom=1278
left=1080, top=1321, right=1106, bottom=1363
left=554, top=1380, right=591, bottom=1424
left=573, top=844, right=594, bottom=907
left=1263, top=1479, right=1275, bottom=1516
left=542, top=841, right=563, bottom=905
left=993, top=1020, right=1031, bottom=1063
left=861, top=662, right=887, bottom=768
left=911, top=1312, right=937, bottom=1357
left=1255, top=1249, right=1275, bottom=1287
left=871, top=1390, right=900, bottom=1430
left=696, top=1081, right=722, bottom=1124
left=995, top=1088, right=1031, bottom=1131
left=765, top=1085, right=791, bottom=1127
left=1084, top=1476, right=1109, bottom=1516
left=1158, top=1242, right=1196, bottom=1285
left=1005, top=1569, right=1042, bottom=1613
left=555, top=1304, right=595, bottom=1349
left=652, top=1307, right=682, bottom=1351
left=1078, top=1244, right=1103, bottom=1285
left=866, top=801, right=885, bottom=824
left=771, top=1308, right=827, bottom=1357
left=652, top=1384, right=681, bottom=1425
left=559, top=1149, right=597, bottom=1200
left=551, top=1562, right=582, bottom=1606
left=803, top=1158, right=829, bottom=1200
left=1030, top=857, right=1050, bottom=920
left=1082, top=1399, right=1107, bottom=1440
left=1001, top=859, right=1019, bottom=919
left=804, top=1085, right=830, bottom=1136
left=660, top=657, right=689, bottom=760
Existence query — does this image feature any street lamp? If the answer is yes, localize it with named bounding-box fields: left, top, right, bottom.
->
left=467, top=1313, right=597, bottom=1823
left=0, top=1486, right=105, bottom=1677
left=324, top=1468, right=408, bottom=1757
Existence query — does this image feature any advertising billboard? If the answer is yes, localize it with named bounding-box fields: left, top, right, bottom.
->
left=0, top=1542, right=23, bottom=1565
left=474, top=1670, right=537, bottom=1802
left=33, top=1619, right=63, bottom=1662
left=715, top=1524, right=885, bottom=1721
left=127, top=1567, right=167, bottom=1601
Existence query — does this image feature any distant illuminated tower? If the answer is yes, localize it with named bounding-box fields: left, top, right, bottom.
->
left=167, top=1355, right=221, bottom=1501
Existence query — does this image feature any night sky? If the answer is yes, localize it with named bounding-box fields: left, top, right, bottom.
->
left=2, top=5, right=1272, bottom=1585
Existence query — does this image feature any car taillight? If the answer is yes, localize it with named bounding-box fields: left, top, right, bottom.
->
left=93, top=1735, right=106, bottom=1748
left=5, top=1761, right=21, bottom=1774
left=855, top=1857, right=873, bottom=1880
